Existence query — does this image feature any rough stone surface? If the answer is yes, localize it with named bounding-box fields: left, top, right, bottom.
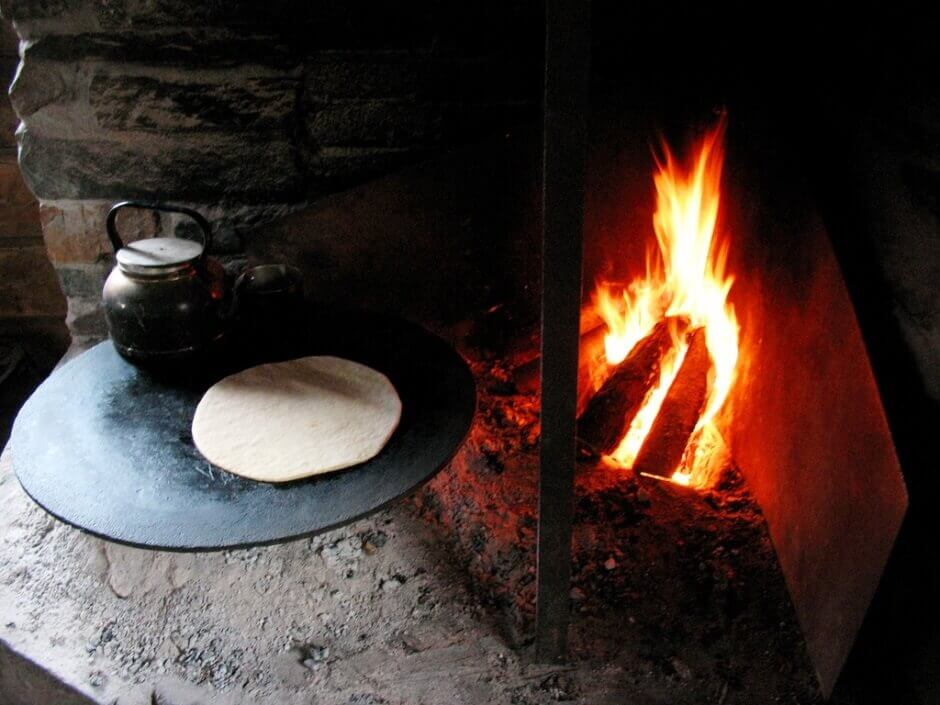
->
left=53, top=260, right=108, bottom=298
left=24, top=31, right=298, bottom=69
left=306, top=100, right=442, bottom=147
left=303, top=146, right=422, bottom=191
left=89, top=72, right=300, bottom=133
left=0, top=20, right=65, bottom=321
left=63, top=294, right=105, bottom=338
left=8, top=56, right=76, bottom=120
left=0, top=445, right=648, bottom=705
left=18, top=129, right=304, bottom=202
left=1, top=0, right=541, bottom=338
left=304, top=52, right=425, bottom=100
left=39, top=200, right=155, bottom=265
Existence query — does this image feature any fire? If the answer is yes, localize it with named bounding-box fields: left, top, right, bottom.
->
left=591, top=116, right=739, bottom=487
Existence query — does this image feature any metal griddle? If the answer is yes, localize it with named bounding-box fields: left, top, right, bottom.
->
left=10, top=311, right=475, bottom=550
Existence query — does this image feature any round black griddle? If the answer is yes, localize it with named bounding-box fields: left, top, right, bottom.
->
left=11, top=312, right=475, bottom=550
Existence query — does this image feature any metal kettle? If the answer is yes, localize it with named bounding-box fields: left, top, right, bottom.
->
left=102, top=201, right=228, bottom=364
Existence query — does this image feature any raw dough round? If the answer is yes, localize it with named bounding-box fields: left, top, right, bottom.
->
left=192, top=356, right=402, bottom=482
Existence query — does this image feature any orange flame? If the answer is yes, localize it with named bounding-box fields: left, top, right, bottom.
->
left=592, top=116, right=739, bottom=487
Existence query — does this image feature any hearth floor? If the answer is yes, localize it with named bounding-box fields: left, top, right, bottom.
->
left=1, top=442, right=747, bottom=705
left=0, top=443, right=585, bottom=705
left=0, top=439, right=830, bottom=705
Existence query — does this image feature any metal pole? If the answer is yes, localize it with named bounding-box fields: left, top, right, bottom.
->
left=535, top=0, right=590, bottom=662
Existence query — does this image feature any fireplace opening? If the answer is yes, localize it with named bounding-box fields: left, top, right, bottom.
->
left=414, top=104, right=907, bottom=701
left=578, top=116, right=737, bottom=489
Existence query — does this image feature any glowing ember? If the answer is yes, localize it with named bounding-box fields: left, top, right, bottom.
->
left=591, top=115, right=739, bottom=487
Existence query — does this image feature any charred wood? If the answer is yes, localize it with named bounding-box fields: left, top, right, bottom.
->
left=577, top=317, right=686, bottom=456
left=512, top=320, right=608, bottom=398
left=633, top=327, right=712, bottom=479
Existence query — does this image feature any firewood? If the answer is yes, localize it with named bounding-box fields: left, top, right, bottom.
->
left=512, top=320, right=608, bottom=396
left=633, top=327, right=712, bottom=479
left=577, top=317, right=686, bottom=456
left=575, top=322, right=611, bottom=415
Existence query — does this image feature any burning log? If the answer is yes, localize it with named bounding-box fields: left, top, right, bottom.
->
left=575, top=322, right=612, bottom=415
left=511, top=319, right=608, bottom=400
left=633, top=327, right=712, bottom=479
left=577, top=318, right=686, bottom=457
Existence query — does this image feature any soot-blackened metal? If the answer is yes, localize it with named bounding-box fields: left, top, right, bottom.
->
left=11, top=311, right=475, bottom=551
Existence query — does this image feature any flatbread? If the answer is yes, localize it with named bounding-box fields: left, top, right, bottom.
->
left=192, top=356, right=401, bottom=483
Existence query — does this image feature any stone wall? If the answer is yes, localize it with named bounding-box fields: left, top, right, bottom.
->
left=0, top=20, right=63, bottom=320
left=0, top=0, right=542, bottom=338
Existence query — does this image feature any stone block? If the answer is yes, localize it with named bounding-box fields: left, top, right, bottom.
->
left=304, top=52, right=425, bottom=100
left=9, top=56, right=75, bottom=118
left=18, top=129, right=304, bottom=202
left=64, top=294, right=105, bottom=337
left=0, top=0, right=75, bottom=22
left=90, top=72, right=299, bottom=133
left=91, top=0, right=302, bottom=31
left=26, top=31, right=297, bottom=70
left=54, top=260, right=108, bottom=298
left=306, top=100, right=441, bottom=147
left=305, top=145, right=420, bottom=192
left=39, top=200, right=163, bottom=265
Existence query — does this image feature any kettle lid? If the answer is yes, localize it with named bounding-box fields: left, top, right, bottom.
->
left=116, top=238, right=203, bottom=272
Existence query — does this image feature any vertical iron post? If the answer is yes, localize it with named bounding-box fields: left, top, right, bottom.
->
left=535, top=0, right=591, bottom=662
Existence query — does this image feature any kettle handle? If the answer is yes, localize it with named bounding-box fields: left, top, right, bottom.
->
left=106, top=201, right=213, bottom=257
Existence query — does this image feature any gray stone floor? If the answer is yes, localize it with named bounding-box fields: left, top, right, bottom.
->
left=0, top=447, right=615, bottom=705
